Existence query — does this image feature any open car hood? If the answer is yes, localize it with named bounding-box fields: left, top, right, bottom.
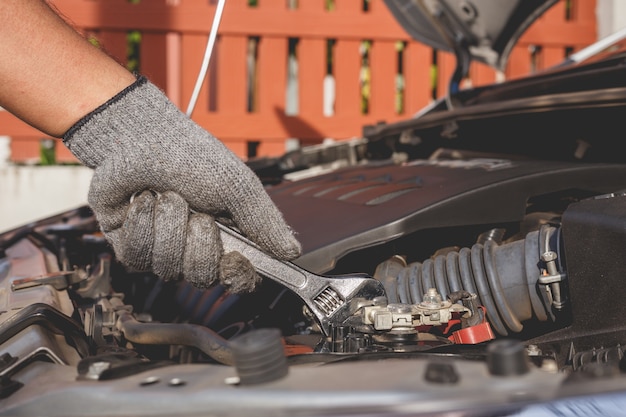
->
left=384, top=0, right=558, bottom=70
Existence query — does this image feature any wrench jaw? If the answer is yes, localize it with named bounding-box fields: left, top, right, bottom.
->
left=306, top=277, right=387, bottom=337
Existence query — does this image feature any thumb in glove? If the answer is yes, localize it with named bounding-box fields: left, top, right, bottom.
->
left=63, top=76, right=301, bottom=293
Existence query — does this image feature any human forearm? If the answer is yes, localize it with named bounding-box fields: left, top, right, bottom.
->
left=0, top=0, right=135, bottom=137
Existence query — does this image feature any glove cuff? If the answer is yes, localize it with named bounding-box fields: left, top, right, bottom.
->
left=62, top=75, right=154, bottom=168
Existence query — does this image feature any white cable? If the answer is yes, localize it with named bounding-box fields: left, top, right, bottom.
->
left=185, top=0, right=227, bottom=117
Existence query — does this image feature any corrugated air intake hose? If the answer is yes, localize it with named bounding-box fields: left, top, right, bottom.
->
left=373, top=225, right=563, bottom=336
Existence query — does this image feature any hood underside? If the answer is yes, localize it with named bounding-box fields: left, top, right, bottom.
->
left=384, top=0, right=558, bottom=70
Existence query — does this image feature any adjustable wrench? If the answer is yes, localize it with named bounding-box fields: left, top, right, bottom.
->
left=218, top=223, right=386, bottom=337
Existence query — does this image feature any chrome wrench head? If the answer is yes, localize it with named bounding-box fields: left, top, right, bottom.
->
left=218, top=223, right=386, bottom=337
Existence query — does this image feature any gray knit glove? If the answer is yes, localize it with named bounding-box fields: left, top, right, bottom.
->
left=63, top=76, right=301, bottom=293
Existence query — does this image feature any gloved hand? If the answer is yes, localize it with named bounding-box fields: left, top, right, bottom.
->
left=63, top=76, right=301, bottom=293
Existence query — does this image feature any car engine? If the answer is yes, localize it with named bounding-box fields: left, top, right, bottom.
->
left=3, top=148, right=626, bottom=416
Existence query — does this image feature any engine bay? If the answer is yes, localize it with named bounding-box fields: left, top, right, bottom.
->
left=3, top=154, right=626, bottom=416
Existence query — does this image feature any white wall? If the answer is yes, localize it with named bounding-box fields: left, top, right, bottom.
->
left=0, top=165, right=92, bottom=233
left=0, top=137, right=9, bottom=168
left=597, top=0, right=626, bottom=38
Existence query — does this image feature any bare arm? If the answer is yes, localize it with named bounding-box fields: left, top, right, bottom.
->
left=0, top=0, right=136, bottom=137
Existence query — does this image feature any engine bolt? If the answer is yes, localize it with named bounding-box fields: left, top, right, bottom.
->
left=421, top=288, right=443, bottom=308
left=541, top=251, right=558, bottom=276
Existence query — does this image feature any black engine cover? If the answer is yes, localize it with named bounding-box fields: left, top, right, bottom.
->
left=268, top=159, right=626, bottom=273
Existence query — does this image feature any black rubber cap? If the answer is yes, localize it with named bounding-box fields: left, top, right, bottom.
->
left=487, top=339, right=530, bottom=376
left=231, top=328, right=288, bottom=385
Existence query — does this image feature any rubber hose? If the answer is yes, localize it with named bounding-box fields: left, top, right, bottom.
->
left=375, top=227, right=558, bottom=336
